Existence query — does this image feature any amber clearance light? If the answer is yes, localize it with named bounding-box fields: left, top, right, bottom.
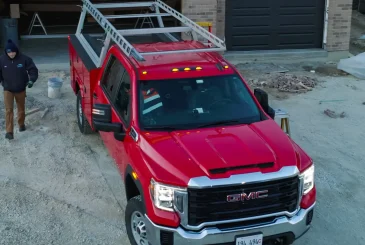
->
left=172, top=66, right=202, bottom=72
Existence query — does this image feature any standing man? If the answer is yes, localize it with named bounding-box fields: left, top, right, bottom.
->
left=0, top=39, right=38, bottom=140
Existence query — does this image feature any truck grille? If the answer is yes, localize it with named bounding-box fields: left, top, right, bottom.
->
left=187, top=176, right=299, bottom=227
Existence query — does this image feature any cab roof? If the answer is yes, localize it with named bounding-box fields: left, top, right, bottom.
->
left=123, top=41, right=235, bottom=80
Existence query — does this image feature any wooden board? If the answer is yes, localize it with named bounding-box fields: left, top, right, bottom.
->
left=10, top=4, right=20, bottom=18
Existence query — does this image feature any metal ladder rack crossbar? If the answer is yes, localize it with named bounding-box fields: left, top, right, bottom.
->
left=119, top=27, right=191, bottom=36
left=105, top=13, right=171, bottom=19
left=76, top=0, right=226, bottom=67
left=94, top=2, right=155, bottom=8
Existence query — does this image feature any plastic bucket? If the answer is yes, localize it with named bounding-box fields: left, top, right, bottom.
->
left=48, top=77, right=63, bottom=99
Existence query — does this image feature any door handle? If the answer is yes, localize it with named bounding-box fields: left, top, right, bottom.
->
left=93, top=93, right=98, bottom=99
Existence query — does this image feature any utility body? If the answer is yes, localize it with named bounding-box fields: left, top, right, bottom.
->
left=68, top=1, right=316, bottom=245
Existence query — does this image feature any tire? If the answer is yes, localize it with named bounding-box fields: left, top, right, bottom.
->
left=76, top=91, right=94, bottom=134
left=125, top=195, right=150, bottom=245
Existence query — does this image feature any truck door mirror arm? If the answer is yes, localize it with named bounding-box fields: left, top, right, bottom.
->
left=254, top=88, right=275, bottom=120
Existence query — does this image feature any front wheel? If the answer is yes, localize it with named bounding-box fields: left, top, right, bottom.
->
left=125, top=195, right=151, bottom=245
left=76, top=91, right=94, bottom=134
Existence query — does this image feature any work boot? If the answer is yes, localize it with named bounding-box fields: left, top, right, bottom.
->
left=5, top=132, right=14, bottom=140
left=19, top=125, right=26, bottom=132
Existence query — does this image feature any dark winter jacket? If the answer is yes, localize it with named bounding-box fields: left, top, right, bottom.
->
left=0, top=40, right=38, bottom=93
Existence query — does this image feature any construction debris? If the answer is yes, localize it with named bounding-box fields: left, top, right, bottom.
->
left=41, top=108, right=49, bottom=119
left=324, top=109, right=346, bottom=118
left=250, top=73, right=318, bottom=93
left=25, top=108, right=42, bottom=116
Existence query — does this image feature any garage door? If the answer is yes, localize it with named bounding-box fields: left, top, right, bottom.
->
left=225, top=0, right=325, bottom=51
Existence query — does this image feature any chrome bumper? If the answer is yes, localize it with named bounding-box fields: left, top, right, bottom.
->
left=145, top=203, right=315, bottom=245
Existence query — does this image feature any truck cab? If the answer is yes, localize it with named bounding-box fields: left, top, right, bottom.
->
left=69, top=1, right=316, bottom=245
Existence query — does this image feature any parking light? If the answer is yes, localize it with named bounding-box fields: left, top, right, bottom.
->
left=150, top=179, right=186, bottom=212
left=300, top=165, right=315, bottom=195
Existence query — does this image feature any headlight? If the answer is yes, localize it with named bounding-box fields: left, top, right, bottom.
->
left=149, top=179, right=187, bottom=212
left=300, top=165, right=315, bottom=195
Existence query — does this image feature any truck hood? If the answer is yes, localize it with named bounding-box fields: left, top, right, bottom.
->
left=140, top=120, right=306, bottom=186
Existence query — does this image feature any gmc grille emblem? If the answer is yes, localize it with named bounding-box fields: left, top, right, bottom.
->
left=226, top=190, right=269, bottom=202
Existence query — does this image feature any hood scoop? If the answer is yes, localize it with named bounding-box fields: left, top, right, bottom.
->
left=209, top=162, right=274, bottom=174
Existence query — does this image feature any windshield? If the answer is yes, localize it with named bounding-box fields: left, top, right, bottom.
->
left=138, top=74, right=262, bottom=130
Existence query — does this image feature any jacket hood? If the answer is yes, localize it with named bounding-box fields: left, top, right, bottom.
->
left=4, top=39, right=19, bottom=59
left=139, top=119, right=311, bottom=186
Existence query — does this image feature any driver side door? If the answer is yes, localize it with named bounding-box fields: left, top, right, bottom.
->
left=94, top=54, right=128, bottom=167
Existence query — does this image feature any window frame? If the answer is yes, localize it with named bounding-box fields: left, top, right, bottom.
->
left=100, top=54, right=133, bottom=127
left=114, top=70, right=132, bottom=126
left=136, top=74, right=263, bottom=130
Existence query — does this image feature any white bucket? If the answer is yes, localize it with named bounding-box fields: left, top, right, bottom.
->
left=48, top=77, right=63, bottom=99
left=48, top=86, right=61, bottom=99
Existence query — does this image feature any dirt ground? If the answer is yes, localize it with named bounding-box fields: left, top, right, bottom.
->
left=0, top=61, right=365, bottom=245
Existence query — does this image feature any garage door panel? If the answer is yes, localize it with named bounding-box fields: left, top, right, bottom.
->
left=279, top=0, right=317, bottom=8
left=229, top=0, right=270, bottom=8
left=279, top=34, right=317, bottom=45
left=232, top=36, right=270, bottom=47
left=225, top=0, right=325, bottom=51
left=231, top=16, right=271, bottom=27
left=279, top=15, right=317, bottom=26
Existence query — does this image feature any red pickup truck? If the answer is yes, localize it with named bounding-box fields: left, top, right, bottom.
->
left=68, top=1, right=316, bottom=245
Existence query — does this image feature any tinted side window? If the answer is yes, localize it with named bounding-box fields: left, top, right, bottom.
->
left=115, top=72, right=132, bottom=124
left=101, top=56, right=125, bottom=99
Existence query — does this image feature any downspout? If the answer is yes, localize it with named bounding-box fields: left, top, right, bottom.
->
left=323, top=0, right=330, bottom=50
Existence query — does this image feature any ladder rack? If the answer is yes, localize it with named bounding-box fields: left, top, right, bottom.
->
left=75, top=0, right=226, bottom=67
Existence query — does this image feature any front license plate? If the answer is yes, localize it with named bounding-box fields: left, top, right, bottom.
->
left=236, top=234, right=263, bottom=245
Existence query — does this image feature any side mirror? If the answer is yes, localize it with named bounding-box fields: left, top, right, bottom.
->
left=254, top=88, right=275, bottom=119
left=92, top=104, right=123, bottom=133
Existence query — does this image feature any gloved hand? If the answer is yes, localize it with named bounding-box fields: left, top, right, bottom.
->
left=27, top=81, right=33, bottom=88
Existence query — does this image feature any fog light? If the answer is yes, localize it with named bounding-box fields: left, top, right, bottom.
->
left=160, top=230, right=173, bottom=245
left=306, top=210, right=314, bottom=225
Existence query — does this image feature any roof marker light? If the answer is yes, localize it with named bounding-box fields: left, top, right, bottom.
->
left=184, top=67, right=191, bottom=71
left=172, top=68, right=179, bottom=72
left=224, top=65, right=229, bottom=69
left=142, top=71, right=147, bottom=75
left=196, top=66, right=202, bottom=70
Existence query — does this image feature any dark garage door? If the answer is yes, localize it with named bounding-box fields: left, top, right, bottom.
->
left=225, top=0, right=325, bottom=51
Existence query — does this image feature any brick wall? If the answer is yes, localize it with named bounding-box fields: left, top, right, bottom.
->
left=181, top=0, right=226, bottom=40
left=181, top=0, right=218, bottom=40
left=181, top=0, right=352, bottom=52
left=326, top=0, right=353, bottom=51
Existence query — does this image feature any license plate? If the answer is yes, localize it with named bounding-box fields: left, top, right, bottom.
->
left=236, top=234, right=263, bottom=245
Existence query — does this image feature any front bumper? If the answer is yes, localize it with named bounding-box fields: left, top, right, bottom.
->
left=145, top=203, right=315, bottom=245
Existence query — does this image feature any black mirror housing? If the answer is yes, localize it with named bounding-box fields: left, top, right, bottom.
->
left=93, top=104, right=112, bottom=123
left=92, top=103, right=124, bottom=133
left=254, top=88, right=275, bottom=119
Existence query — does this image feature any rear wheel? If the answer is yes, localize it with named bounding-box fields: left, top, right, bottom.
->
left=126, top=195, right=151, bottom=245
left=76, top=91, right=94, bottom=134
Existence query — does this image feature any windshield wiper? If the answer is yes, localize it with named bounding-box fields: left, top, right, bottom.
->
left=197, top=119, right=242, bottom=128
